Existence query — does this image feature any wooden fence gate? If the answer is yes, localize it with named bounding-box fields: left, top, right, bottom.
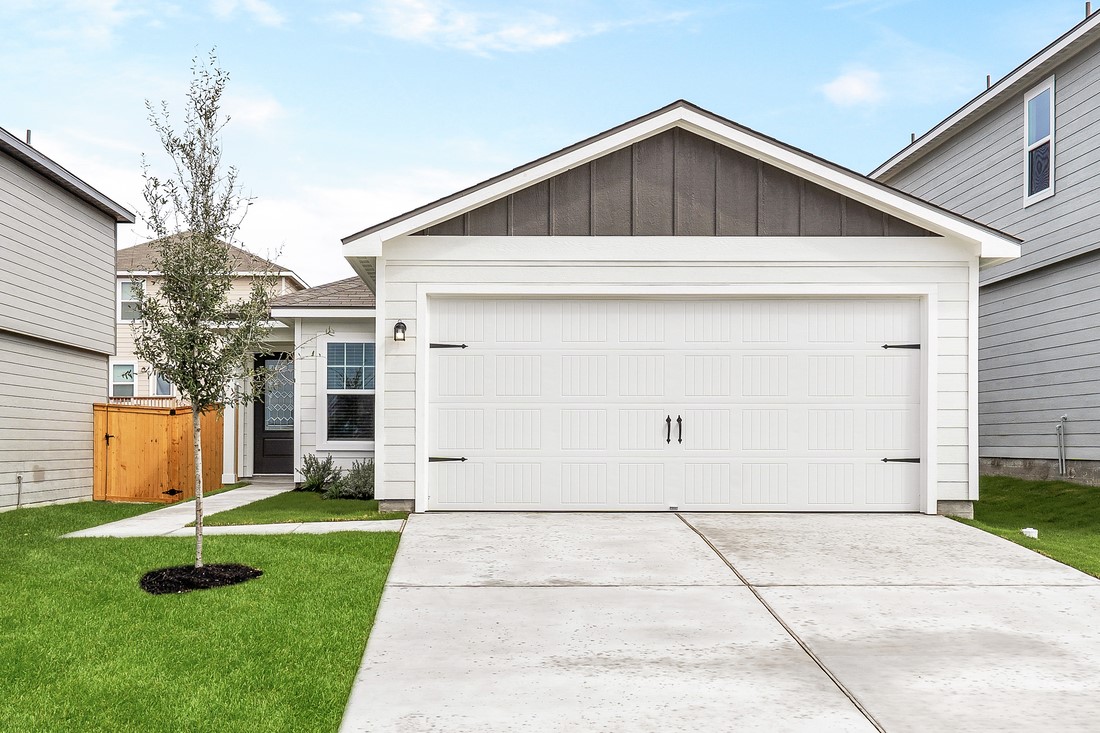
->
left=93, top=404, right=224, bottom=503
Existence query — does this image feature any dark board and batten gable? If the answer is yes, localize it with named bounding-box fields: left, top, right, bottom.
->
left=416, top=129, right=938, bottom=238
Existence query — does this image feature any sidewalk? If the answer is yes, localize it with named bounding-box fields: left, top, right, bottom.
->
left=65, top=480, right=293, bottom=538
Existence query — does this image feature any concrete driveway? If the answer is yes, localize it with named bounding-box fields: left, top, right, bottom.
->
left=341, top=513, right=1100, bottom=732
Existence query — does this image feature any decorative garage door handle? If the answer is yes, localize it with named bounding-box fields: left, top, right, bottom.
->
left=429, top=456, right=468, bottom=462
left=881, top=343, right=921, bottom=349
left=677, top=415, right=683, bottom=444
left=881, top=457, right=920, bottom=463
left=666, top=415, right=672, bottom=444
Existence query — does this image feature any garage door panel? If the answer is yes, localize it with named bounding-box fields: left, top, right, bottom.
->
left=428, top=297, right=923, bottom=511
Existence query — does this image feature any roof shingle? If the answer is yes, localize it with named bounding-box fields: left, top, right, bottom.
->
left=118, top=235, right=304, bottom=287
left=270, top=276, right=375, bottom=309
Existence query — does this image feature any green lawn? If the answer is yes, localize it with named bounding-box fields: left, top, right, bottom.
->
left=0, top=501, right=400, bottom=732
left=959, top=475, right=1100, bottom=578
left=203, top=490, right=408, bottom=526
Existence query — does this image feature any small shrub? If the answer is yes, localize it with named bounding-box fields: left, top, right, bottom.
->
left=323, top=459, right=374, bottom=500
left=299, top=454, right=343, bottom=492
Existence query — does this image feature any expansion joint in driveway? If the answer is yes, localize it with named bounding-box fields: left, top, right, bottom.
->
left=676, top=513, right=887, bottom=733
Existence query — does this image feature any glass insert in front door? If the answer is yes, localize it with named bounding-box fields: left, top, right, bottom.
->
left=264, top=359, right=294, bottom=431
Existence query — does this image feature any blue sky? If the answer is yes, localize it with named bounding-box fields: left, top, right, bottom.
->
left=0, top=0, right=1085, bottom=284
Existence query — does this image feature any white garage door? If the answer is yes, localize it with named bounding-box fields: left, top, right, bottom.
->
left=427, top=298, right=922, bottom=511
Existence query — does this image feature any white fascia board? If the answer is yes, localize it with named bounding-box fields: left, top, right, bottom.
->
left=873, top=14, right=1100, bottom=179
left=359, top=106, right=1019, bottom=261
left=270, top=308, right=377, bottom=319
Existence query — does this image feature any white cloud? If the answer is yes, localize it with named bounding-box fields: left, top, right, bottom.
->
left=225, top=91, right=286, bottom=132
left=820, top=31, right=979, bottom=110
left=226, top=167, right=485, bottom=285
left=821, top=67, right=884, bottom=107
left=370, top=0, right=572, bottom=54
left=323, top=10, right=366, bottom=27
left=341, top=0, right=691, bottom=55
left=210, top=0, right=285, bottom=27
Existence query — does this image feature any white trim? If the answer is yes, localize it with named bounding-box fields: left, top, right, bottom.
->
left=293, top=318, right=303, bottom=483
left=315, top=332, right=377, bottom=452
left=271, top=308, right=376, bottom=320
left=116, top=279, right=141, bottom=323
left=345, top=107, right=1020, bottom=260
left=968, top=258, right=980, bottom=502
left=413, top=284, right=940, bottom=515
left=150, top=371, right=174, bottom=397
left=374, top=257, right=387, bottom=499
left=386, top=235, right=979, bottom=263
left=108, top=360, right=136, bottom=397
left=922, top=293, right=939, bottom=515
left=873, top=14, right=1100, bottom=178
left=221, top=402, right=237, bottom=484
left=1023, top=75, right=1056, bottom=206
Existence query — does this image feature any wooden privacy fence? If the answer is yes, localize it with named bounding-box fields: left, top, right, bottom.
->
left=93, top=403, right=223, bottom=503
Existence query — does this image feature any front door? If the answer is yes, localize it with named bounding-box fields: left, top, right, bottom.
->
left=254, top=354, right=294, bottom=474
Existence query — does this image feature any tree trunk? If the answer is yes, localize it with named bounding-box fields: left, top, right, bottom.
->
left=193, top=407, right=204, bottom=568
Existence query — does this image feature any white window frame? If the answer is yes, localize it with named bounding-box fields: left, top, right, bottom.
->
left=110, top=361, right=136, bottom=398
left=117, top=279, right=142, bottom=322
left=316, top=335, right=376, bottom=451
left=151, top=371, right=175, bottom=397
left=1024, top=76, right=1056, bottom=206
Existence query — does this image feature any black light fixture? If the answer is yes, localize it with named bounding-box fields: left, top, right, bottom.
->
left=394, top=321, right=407, bottom=342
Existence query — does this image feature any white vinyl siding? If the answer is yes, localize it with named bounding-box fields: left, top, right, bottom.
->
left=0, top=331, right=106, bottom=509
left=381, top=236, right=976, bottom=508
left=0, top=152, right=117, bottom=355
left=294, top=319, right=376, bottom=481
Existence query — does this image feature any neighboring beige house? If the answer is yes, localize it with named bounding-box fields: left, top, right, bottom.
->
left=113, top=236, right=307, bottom=482
left=0, top=126, right=133, bottom=510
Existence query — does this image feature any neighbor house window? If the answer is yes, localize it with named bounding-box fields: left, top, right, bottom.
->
left=118, top=280, right=141, bottom=321
left=326, top=342, right=375, bottom=442
left=1025, top=77, right=1055, bottom=204
left=152, top=373, right=174, bottom=397
left=111, top=363, right=135, bottom=397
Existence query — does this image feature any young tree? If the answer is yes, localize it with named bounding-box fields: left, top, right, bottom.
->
left=134, top=52, right=276, bottom=568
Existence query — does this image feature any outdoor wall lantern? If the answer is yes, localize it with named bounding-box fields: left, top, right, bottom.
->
left=394, top=321, right=407, bottom=342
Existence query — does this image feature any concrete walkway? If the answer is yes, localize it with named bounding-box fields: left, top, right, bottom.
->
left=64, top=479, right=404, bottom=537
left=342, top=512, right=1100, bottom=733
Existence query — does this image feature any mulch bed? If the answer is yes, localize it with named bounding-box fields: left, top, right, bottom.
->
left=140, top=564, right=263, bottom=595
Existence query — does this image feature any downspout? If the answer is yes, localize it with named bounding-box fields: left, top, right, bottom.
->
left=1056, top=415, right=1068, bottom=476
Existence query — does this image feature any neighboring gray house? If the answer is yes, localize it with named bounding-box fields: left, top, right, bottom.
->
left=0, top=127, right=134, bottom=510
left=873, top=10, right=1100, bottom=484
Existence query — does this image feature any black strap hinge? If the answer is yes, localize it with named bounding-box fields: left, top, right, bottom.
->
left=882, top=343, right=921, bottom=350
left=429, top=456, right=468, bottom=462
left=430, top=343, right=468, bottom=349
left=881, top=457, right=921, bottom=463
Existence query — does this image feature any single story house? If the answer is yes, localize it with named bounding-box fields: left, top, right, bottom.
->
left=0, top=126, right=134, bottom=510
left=296, top=101, right=1023, bottom=516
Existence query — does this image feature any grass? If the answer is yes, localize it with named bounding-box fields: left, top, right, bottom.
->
left=0, top=501, right=400, bottom=732
left=203, top=490, right=409, bottom=526
left=958, top=475, right=1100, bottom=578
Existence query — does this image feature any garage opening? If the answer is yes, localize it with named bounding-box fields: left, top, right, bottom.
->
left=427, top=297, right=921, bottom=512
